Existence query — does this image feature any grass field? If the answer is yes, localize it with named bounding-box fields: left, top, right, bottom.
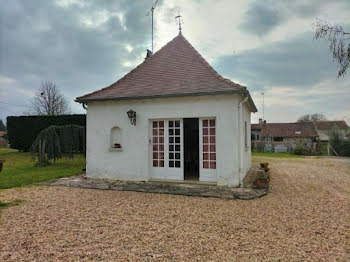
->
left=252, top=152, right=304, bottom=158
left=0, top=148, right=85, bottom=190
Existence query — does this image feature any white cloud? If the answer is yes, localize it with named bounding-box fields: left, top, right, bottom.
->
left=151, top=0, right=350, bottom=63
left=0, top=75, right=33, bottom=98
left=250, top=77, right=350, bottom=124
left=125, top=44, right=133, bottom=53
left=116, top=12, right=127, bottom=31
left=154, top=0, right=256, bottom=61
left=2, top=0, right=349, bottom=124
left=55, top=0, right=86, bottom=8
left=331, top=110, right=350, bottom=125
left=0, top=75, right=16, bottom=87
left=80, top=9, right=112, bottom=29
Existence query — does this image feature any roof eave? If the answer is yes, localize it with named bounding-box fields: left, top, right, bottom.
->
left=75, top=89, right=258, bottom=112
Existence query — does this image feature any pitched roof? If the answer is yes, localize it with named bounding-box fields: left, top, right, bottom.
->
left=313, top=120, right=348, bottom=130
left=0, top=131, right=6, bottom=137
left=76, top=32, right=257, bottom=112
left=260, top=122, right=318, bottom=138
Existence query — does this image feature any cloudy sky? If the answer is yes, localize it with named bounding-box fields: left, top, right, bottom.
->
left=0, top=0, right=349, bottom=124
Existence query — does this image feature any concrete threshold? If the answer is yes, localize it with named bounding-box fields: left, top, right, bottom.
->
left=42, top=175, right=268, bottom=200
left=149, top=178, right=217, bottom=186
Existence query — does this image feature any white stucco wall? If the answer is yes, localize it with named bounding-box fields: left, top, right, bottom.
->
left=242, top=102, right=252, bottom=178
left=86, top=94, right=252, bottom=187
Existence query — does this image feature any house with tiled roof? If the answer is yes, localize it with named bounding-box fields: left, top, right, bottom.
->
left=251, top=120, right=319, bottom=152
left=76, top=32, right=257, bottom=187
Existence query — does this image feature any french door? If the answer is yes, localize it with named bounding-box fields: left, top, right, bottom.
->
left=199, top=118, right=217, bottom=182
left=150, top=118, right=216, bottom=182
left=150, top=119, right=183, bottom=180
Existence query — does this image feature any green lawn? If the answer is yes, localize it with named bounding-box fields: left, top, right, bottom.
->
left=252, top=152, right=304, bottom=158
left=0, top=148, right=86, bottom=189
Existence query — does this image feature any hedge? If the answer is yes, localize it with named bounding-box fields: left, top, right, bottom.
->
left=340, top=140, right=350, bottom=157
left=7, top=114, right=86, bottom=151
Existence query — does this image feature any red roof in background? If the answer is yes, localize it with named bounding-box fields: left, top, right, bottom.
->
left=314, top=120, right=348, bottom=130
left=251, top=124, right=263, bottom=130
left=0, top=131, right=6, bottom=137
left=260, top=122, right=318, bottom=138
left=76, top=32, right=257, bottom=112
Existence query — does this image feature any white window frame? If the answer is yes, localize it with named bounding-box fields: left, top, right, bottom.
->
left=199, top=117, right=217, bottom=182
left=149, top=119, right=183, bottom=180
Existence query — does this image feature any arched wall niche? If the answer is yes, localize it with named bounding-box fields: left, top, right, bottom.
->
left=110, top=126, right=122, bottom=151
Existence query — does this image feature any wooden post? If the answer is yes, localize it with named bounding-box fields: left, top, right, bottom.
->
left=327, top=143, right=330, bottom=156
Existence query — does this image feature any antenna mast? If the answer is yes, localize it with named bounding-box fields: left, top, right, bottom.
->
left=261, top=92, right=265, bottom=120
left=147, top=0, right=159, bottom=53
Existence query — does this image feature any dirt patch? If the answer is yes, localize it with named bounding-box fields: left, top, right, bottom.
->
left=0, top=157, right=349, bottom=261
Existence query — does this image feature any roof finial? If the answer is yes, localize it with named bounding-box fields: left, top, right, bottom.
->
left=175, top=12, right=182, bottom=33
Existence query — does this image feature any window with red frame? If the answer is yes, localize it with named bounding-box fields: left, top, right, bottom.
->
left=202, top=119, right=216, bottom=169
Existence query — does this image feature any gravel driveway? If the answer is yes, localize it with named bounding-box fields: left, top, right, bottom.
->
left=0, top=157, right=349, bottom=261
left=322, top=156, right=350, bottom=168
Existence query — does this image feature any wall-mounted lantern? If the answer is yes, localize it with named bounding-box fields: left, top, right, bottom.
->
left=127, top=109, right=136, bottom=125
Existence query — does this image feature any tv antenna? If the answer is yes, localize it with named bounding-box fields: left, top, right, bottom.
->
left=261, top=92, right=265, bottom=120
left=146, top=0, right=160, bottom=53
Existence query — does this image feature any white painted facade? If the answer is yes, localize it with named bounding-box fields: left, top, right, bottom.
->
left=86, top=94, right=252, bottom=187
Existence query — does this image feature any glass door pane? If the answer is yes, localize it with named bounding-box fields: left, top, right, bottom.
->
left=202, top=119, right=216, bottom=169
left=168, top=120, right=181, bottom=168
left=152, top=120, right=164, bottom=167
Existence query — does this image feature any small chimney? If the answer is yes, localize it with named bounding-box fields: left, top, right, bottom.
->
left=259, top=118, right=263, bottom=125
left=264, top=120, right=267, bottom=125
left=145, top=49, right=152, bottom=59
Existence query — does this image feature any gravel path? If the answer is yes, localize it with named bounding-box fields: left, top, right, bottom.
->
left=0, top=157, right=349, bottom=261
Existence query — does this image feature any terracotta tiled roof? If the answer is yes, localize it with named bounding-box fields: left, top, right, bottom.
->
left=260, top=122, right=318, bottom=138
left=76, top=32, right=257, bottom=112
left=314, top=121, right=348, bottom=130
left=251, top=124, right=263, bottom=130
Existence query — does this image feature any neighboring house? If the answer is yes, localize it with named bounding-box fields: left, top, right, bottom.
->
left=251, top=121, right=319, bottom=152
left=313, top=120, right=349, bottom=141
left=0, top=131, right=7, bottom=147
left=261, top=122, right=318, bottom=144
left=75, top=32, right=257, bottom=187
left=251, top=118, right=264, bottom=141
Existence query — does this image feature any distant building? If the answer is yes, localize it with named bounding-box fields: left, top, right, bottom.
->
left=251, top=120, right=319, bottom=152
left=313, top=121, right=349, bottom=141
left=251, top=119, right=264, bottom=141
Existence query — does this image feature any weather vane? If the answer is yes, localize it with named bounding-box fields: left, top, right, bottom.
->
left=175, top=12, right=182, bottom=32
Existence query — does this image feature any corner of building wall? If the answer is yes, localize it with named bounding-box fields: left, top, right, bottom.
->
left=217, top=174, right=240, bottom=187
left=240, top=168, right=249, bottom=183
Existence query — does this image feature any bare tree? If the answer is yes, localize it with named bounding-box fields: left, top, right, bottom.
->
left=28, top=82, right=70, bottom=115
left=315, top=20, right=350, bottom=77
left=297, top=113, right=327, bottom=123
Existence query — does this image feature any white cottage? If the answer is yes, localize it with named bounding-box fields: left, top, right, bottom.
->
left=76, top=32, right=257, bottom=187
